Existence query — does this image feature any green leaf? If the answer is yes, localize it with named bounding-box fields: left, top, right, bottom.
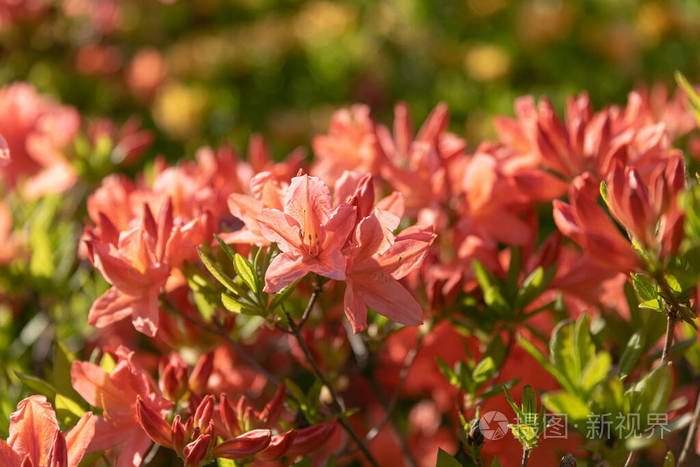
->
left=15, top=372, right=56, bottom=399
left=291, top=458, right=312, bottom=467
left=541, top=391, right=590, bottom=422
left=269, top=281, right=298, bottom=311
left=53, top=342, right=80, bottom=401
left=198, top=248, right=240, bottom=294
left=479, top=378, right=520, bottom=400
left=472, top=260, right=509, bottom=314
left=504, top=388, right=523, bottom=422
left=472, top=357, right=496, bottom=387
left=515, top=266, right=556, bottom=309
left=518, top=334, right=574, bottom=394
left=55, top=394, right=85, bottom=425
left=521, top=385, right=537, bottom=416
left=664, top=450, right=675, bottom=467
left=221, top=293, right=259, bottom=315
left=619, top=332, right=643, bottom=379
left=600, top=181, right=609, bottom=204
left=639, top=298, right=663, bottom=312
left=632, top=274, right=657, bottom=301
left=580, top=351, right=611, bottom=392
left=214, top=235, right=237, bottom=263
left=234, top=253, right=258, bottom=293
left=217, top=458, right=237, bottom=467
left=100, top=352, right=116, bottom=373
left=436, top=448, right=462, bottom=467
left=490, top=458, right=501, bottom=467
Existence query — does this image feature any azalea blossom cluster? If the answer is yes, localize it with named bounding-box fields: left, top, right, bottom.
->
left=2, top=77, right=700, bottom=467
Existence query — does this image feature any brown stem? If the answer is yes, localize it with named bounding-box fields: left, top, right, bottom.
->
left=521, top=447, right=531, bottom=467
left=678, top=388, right=700, bottom=465
left=655, top=273, right=683, bottom=365
left=284, top=309, right=380, bottom=467
left=298, top=281, right=321, bottom=328
left=661, top=312, right=676, bottom=365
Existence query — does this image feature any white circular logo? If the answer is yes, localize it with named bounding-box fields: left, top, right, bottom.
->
left=480, top=410, right=509, bottom=440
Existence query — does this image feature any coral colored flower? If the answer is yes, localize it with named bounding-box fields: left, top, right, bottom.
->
left=258, top=174, right=356, bottom=292
left=553, top=174, right=641, bottom=273
left=605, top=153, right=685, bottom=257
left=71, top=346, right=172, bottom=467
left=0, top=83, right=80, bottom=197
left=85, top=218, right=169, bottom=337
left=343, top=210, right=435, bottom=333
left=224, top=171, right=287, bottom=246
left=312, top=105, right=381, bottom=184
left=0, top=396, right=95, bottom=467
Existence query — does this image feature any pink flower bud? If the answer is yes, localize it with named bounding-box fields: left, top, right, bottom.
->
left=287, top=420, right=337, bottom=455
left=188, top=351, right=214, bottom=395
left=184, top=433, right=212, bottom=467
left=193, top=395, right=215, bottom=431
left=213, top=429, right=272, bottom=459
left=136, top=396, right=173, bottom=449
left=159, top=354, right=188, bottom=401
left=256, top=384, right=286, bottom=425
left=171, top=415, right=187, bottom=456
left=219, top=394, right=239, bottom=438
left=256, top=429, right=297, bottom=461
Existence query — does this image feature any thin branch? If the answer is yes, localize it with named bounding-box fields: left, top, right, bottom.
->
left=298, top=282, right=321, bottom=328
left=678, top=388, right=700, bottom=465
left=661, top=313, right=676, bottom=365
left=656, top=274, right=682, bottom=366
left=521, top=447, right=531, bottom=467
left=366, top=334, right=424, bottom=442
left=624, top=451, right=635, bottom=467
left=284, top=309, right=380, bottom=467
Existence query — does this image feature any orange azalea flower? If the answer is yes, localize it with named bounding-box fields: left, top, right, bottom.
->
left=343, top=210, right=435, bottom=333
left=0, top=396, right=95, bottom=467
left=553, top=174, right=641, bottom=273
left=258, top=174, right=356, bottom=292
left=71, top=346, right=172, bottom=467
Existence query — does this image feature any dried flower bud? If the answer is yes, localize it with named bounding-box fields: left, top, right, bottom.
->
left=560, top=453, right=577, bottom=467
left=467, top=419, right=484, bottom=446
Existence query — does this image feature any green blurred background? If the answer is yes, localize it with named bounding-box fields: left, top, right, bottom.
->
left=1, top=0, right=700, bottom=157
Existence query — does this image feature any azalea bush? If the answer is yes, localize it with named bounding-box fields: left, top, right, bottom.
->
left=4, top=3, right=700, bottom=467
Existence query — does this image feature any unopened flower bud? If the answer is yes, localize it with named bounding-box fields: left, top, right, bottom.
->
left=256, top=430, right=297, bottom=461
left=219, top=394, right=239, bottom=438
left=213, top=429, right=272, bottom=459
left=287, top=420, right=337, bottom=455
left=159, top=355, right=188, bottom=401
left=188, top=351, right=214, bottom=395
left=136, top=396, right=173, bottom=449
left=193, top=395, right=215, bottom=431
left=257, top=384, right=286, bottom=425
left=183, top=433, right=212, bottom=467
left=171, top=415, right=187, bottom=456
